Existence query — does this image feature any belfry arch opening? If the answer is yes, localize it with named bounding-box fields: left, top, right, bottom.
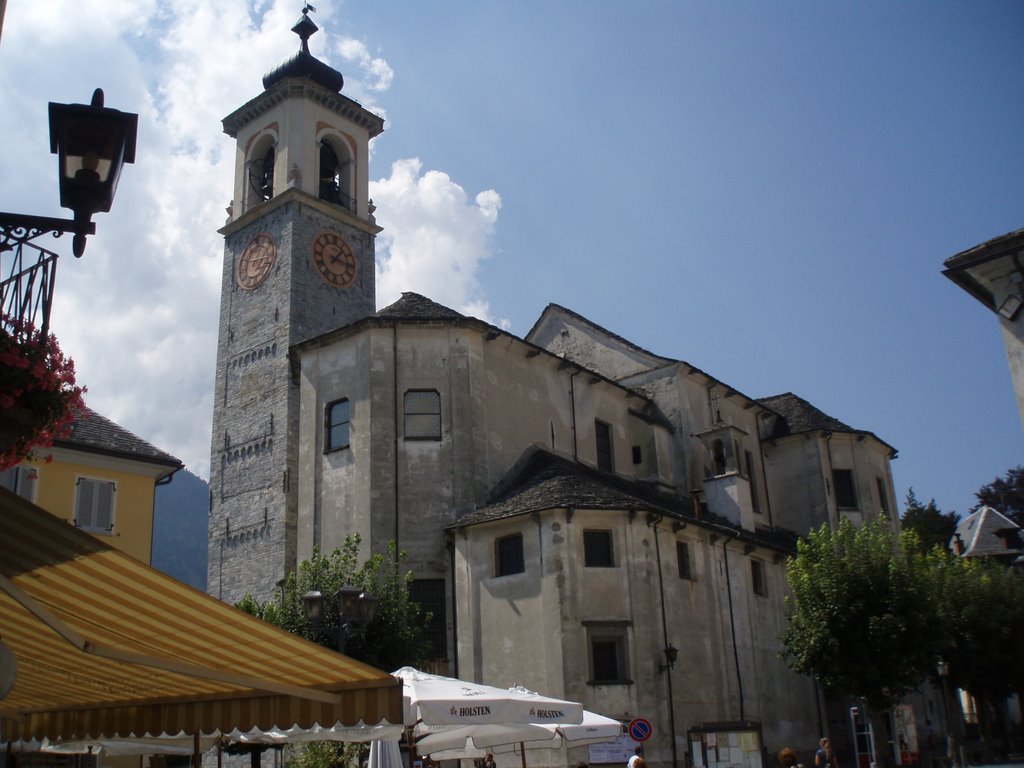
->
left=245, top=134, right=276, bottom=211
left=318, top=135, right=355, bottom=212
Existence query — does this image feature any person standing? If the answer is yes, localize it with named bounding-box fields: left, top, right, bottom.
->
left=628, top=747, right=644, bottom=768
left=816, top=738, right=838, bottom=768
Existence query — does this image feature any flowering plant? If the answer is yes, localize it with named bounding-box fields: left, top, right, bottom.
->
left=0, top=316, right=86, bottom=471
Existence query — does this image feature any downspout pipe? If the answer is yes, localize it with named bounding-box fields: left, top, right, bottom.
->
left=647, top=511, right=679, bottom=768
left=717, top=529, right=745, bottom=721
left=569, top=370, right=581, bottom=461
left=393, top=325, right=400, bottom=548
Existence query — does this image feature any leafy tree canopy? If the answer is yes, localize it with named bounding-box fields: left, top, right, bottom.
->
left=781, top=517, right=945, bottom=709
left=972, top=465, right=1024, bottom=527
left=237, top=535, right=432, bottom=672
left=902, top=488, right=959, bottom=553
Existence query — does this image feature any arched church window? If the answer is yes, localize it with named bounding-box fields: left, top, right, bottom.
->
left=319, top=138, right=354, bottom=212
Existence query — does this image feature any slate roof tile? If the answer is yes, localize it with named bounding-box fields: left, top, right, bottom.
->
left=54, top=407, right=183, bottom=470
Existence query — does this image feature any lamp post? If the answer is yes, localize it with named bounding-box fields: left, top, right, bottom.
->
left=1, top=88, right=137, bottom=336
left=301, top=585, right=377, bottom=653
left=937, top=659, right=964, bottom=768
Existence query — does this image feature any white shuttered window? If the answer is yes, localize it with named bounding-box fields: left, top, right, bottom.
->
left=75, top=477, right=116, bottom=532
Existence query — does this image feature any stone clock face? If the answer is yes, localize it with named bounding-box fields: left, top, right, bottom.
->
left=311, top=231, right=357, bottom=288
left=236, top=233, right=276, bottom=290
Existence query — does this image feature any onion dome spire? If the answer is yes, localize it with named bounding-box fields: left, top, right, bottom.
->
left=262, top=4, right=345, bottom=93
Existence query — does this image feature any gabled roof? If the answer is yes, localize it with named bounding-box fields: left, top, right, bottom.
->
left=527, top=304, right=773, bottom=413
left=448, top=447, right=800, bottom=553
left=756, top=392, right=897, bottom=457
left=951, top=505, right=1023, bottom=559
left=53, top=407, right=183, bottom=472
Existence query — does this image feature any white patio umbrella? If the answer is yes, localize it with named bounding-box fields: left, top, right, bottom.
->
left=416, top=708, right=624, bottom=758
left=393, top=668, right=584, bottom=730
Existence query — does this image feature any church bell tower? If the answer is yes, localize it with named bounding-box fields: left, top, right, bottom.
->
left=208, top=8, right=384, bottom=603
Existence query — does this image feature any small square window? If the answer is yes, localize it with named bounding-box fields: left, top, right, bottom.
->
left=495, top=534, right=525, bottom=577
left=405, top=390, right=441, bottom=440
left=677, top=541, right=693, bottom=580
left=586, top=624, right=631, bottom=684
left=583, top=530, right=614, bottom=567
left=75, top=477, right=116, bottom=533
left=751, top=559, right=767, bottom=597
left=325, top=398, right=351, bottom=451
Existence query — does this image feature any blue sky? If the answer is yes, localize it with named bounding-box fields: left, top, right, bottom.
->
left=1, top=1, right=1020, bottom=518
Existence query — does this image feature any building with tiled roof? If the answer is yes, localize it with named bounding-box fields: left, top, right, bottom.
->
left=950, top=505, right=1023, bottom=563
left=207, top=29, right=901, bottom=766
left=0, top=406, right=182, bottom=563
left=943, top=226, right=1024, bottom=429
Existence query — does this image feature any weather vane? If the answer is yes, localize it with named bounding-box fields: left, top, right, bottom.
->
left=302, top=3, right=317, bottom=14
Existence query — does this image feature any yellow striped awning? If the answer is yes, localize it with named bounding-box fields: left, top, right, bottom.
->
left=0, top=489, right=402, bottom=742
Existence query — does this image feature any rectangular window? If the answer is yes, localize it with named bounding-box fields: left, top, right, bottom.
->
left=409, top=579, right=447, bottom=661
left=0, top=466, right=38, bottom=502
left=405, top=390, right=441, bottom=440
left=325, top=398, right=350, bottom=451
left=751, top=559, right=767, bottom=597
left=583, top=530, right=614, bottom=567
left=677, top=541, right=693, bottom=580
left=495, top=534, right=525, bottom=576
left=74, top=477, right=116, bottom=533
left=832, top=469, right=858, bottom=509
left=876, top=477, right=890, bottom=516
left=745, top=450, right=761, bottom=514
left=585, top=623, right=630, bottom=684
left=632, top=446, right=642, bottom=465
left=595, top=420, right=613, bottom=472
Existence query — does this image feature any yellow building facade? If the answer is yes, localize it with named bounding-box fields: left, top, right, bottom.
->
left=0, top=407, right=182, bottom=564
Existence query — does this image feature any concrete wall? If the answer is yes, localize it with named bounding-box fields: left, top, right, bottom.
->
left=452, top=509, right=821, bottom=768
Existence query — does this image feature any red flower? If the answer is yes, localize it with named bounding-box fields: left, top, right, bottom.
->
left=0, top=315, right=86, bottom=471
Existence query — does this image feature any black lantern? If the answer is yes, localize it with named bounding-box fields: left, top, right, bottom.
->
left=48, top=89, right=137, bottom=256
left=301, top=585, right=376, bottom=653
left=301, top=589, right=325, bottom=623
left=661, top=644, right=679, bottom=671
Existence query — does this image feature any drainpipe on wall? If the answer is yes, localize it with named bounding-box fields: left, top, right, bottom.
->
left=570, top=370, right=581, bottom=461
left=714, top=528, right=745, bottom=720
left=648, top=511, right=679, bottom=768
left=447, top=533, right=459, bottom=677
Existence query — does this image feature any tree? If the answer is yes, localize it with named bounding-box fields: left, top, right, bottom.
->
left=902, top=488, right=959, bottom=553
left=781, top=517, right=945, bottom=710
left=237, top=534, right=432, bottom=671
left=237, top=537, right=432, bottom=768
left=972, top=466, right=1024, bottom=526
left=932, top=553, right=1024, bottom=761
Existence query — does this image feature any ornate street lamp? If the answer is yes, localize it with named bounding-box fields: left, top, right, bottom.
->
left=302, top=585, right=377, bottom=653
left=1, top=88, right=137, bottom=337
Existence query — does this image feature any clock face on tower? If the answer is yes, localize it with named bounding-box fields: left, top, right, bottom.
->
left=311, top=231, right=357, bottom=288
left=237, top=233, right=277, bottom=290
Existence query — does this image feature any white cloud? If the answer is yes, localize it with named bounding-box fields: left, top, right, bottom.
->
left=1, top=0, right=502, bottom=480
left=372, top=159, right=502, bottom=322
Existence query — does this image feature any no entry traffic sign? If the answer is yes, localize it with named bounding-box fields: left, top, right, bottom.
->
left=628, top=717, right=653, bottom=742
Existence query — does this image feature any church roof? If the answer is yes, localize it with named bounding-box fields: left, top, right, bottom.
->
left=951, top=505, right=1023, bottom=559
left=262, top=8, right=345, bottom=93
left=756, top=392, right=897, bottom=456
left=449, top=447, right=800, bottom=553
left=53, top=407, right=183, bottom=472
left=375, top=292, right=468, bottom=321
